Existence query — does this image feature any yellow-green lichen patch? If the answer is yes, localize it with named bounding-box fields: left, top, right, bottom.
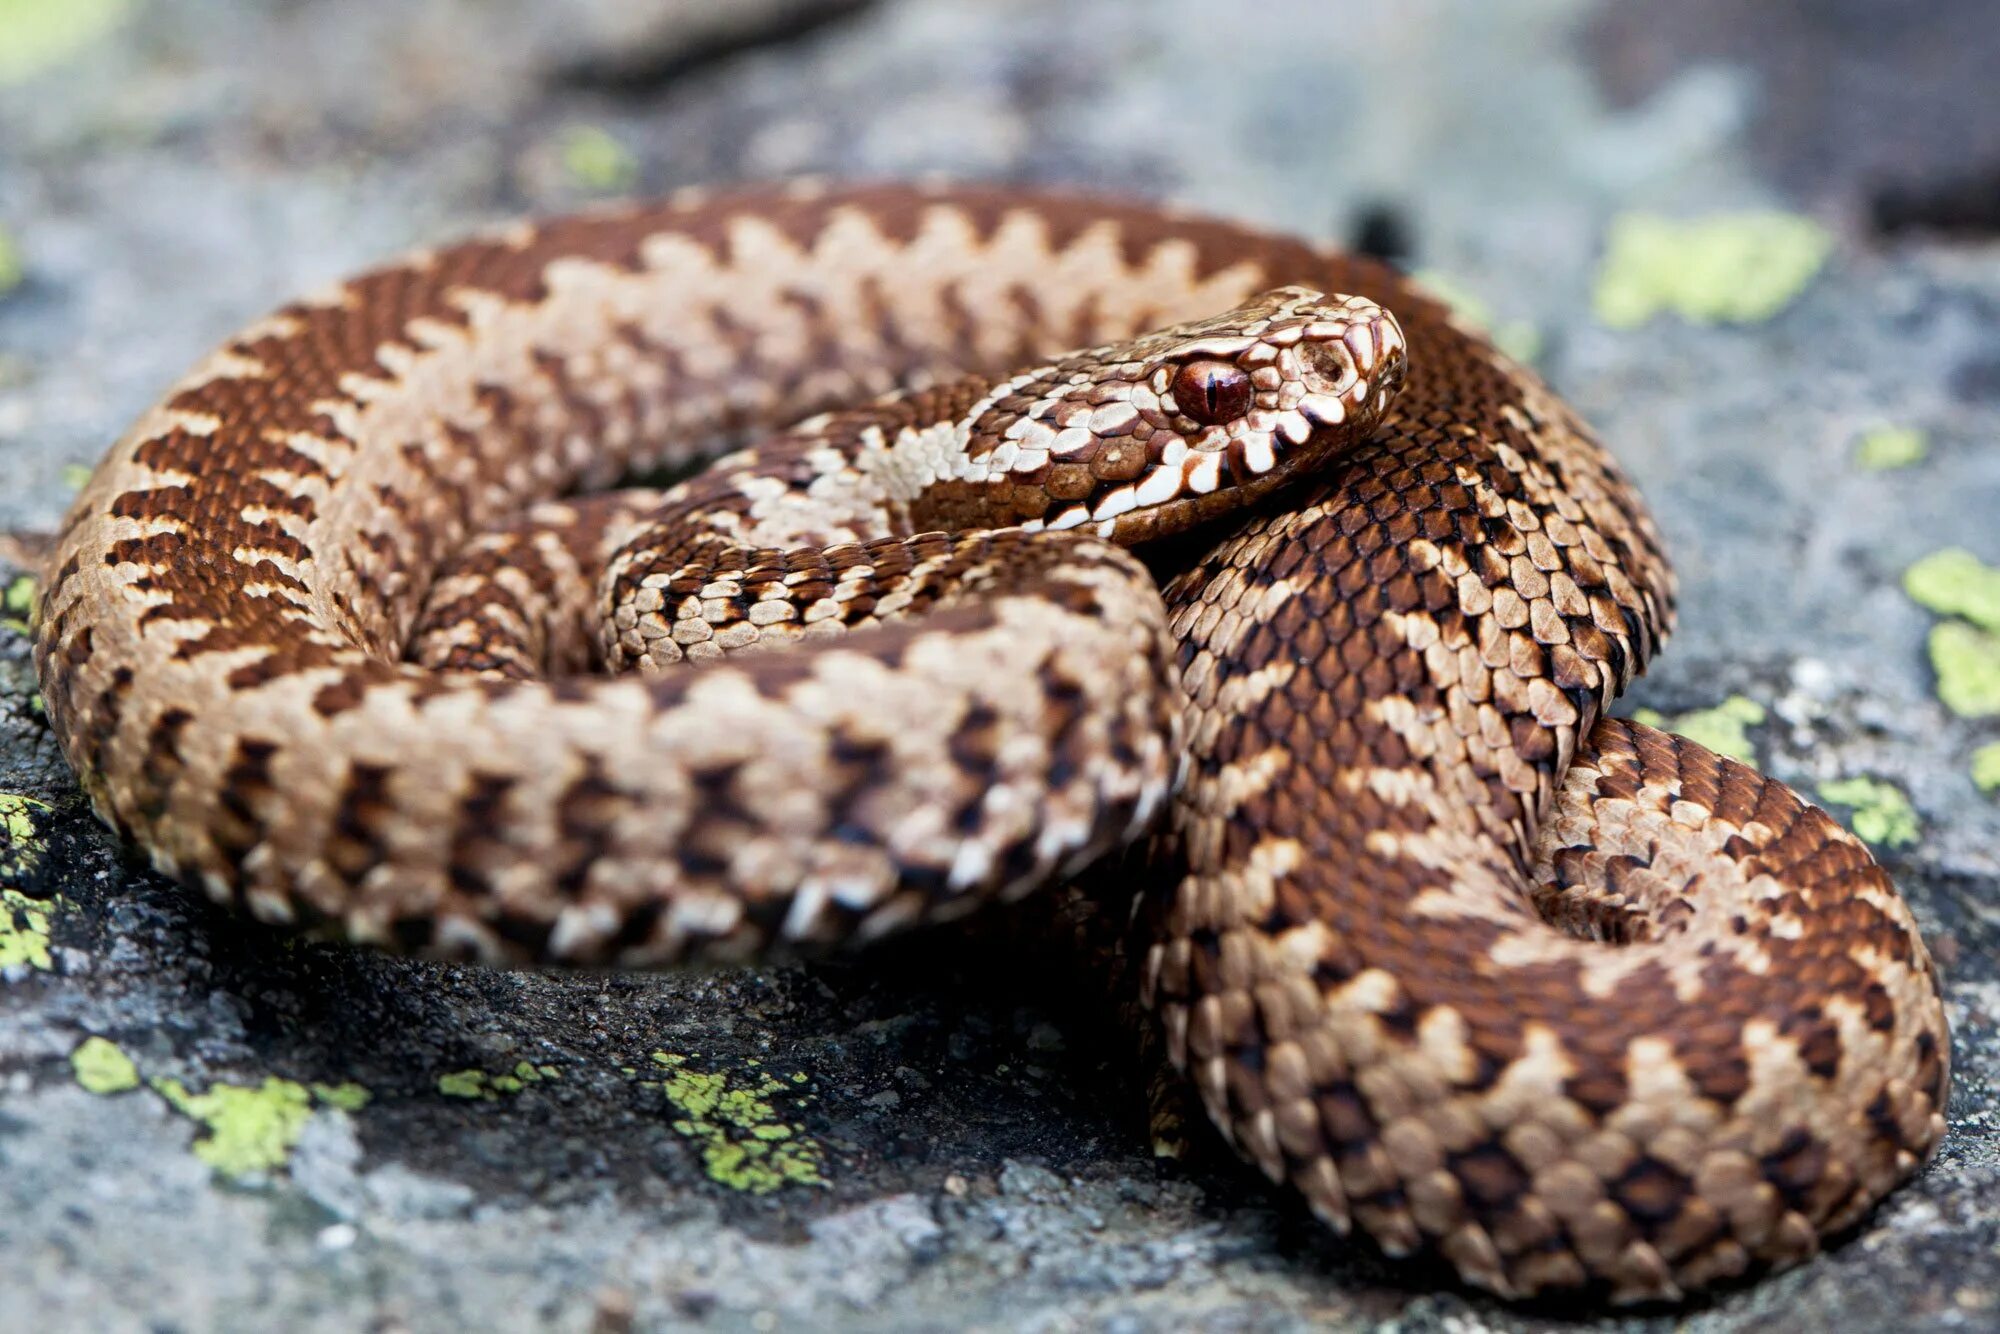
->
left=2, top=791, right=53, bottom=890
left=0, top=228, right=20, bottom=298
left=0, top=0, right=130, bottom=85
left=71, top=1036, right=139, bottom=1094
left=1592, top=212, right=1832, bottom=329
left=1630, top=695, right=1766, bottom=767
left=310, top=1081, right=372, bottom=1112
left=1818, top=777, right=1921, bottom=849
left=1928, top=622, right=2000, bottom=719
left=1904, top=548, right=2000, bottom=718
left=0, top=887, right=54, bottom=970
left=438, top=1060, right=559, bottom=1100
left=1905, top=549, right=2000, bottom=634
left=647, top=1051, right=825, bottom=1194
left=1411, top=270, right=1543, bottom=364
left=437, top=1069, right=488, bottom=1099
left=149, top=1075, right=366, bottom=1177
left=2, top=573, right=35, bottom=634
left=558, top=126, right=637, bottom=194
left=1854, top=425, right=1928, bottom=472
left=1972, top=743, right=2000, bottom=794
left=152, top=1076, right=314, bottom=1178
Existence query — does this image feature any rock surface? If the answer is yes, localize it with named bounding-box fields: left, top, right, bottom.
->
left=1, top=1, right=1995, bottom=1330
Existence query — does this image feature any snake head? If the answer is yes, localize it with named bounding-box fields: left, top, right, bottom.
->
left=990, top=287, right=1407, bottom=543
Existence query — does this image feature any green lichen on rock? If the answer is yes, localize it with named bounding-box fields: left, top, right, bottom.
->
left=1630, top=695, right=1766, bottom=766
left=0, top=0, right=130, bottom=85
left=1592, top=211, right=1832, bottom=329
left=1, top=793, right=57, bottom=965
left=438, top=1060, right=559, bottom=1099
left=1905, top=548, right=2000, bottom=634
left=1928, top=622, right=2000, bottom=719
left=1, top=792, right=48, bottom=844
left=2, top=573, right=35, bottom=634
left=71, top=1036, right=141, bottom=1095
left=1973, top=742, right=2000, bottom=794
left=1818, top=777, right=1921, bottom=848
left=0, top=228, right=20, bottom=298
left=137, top=1072, right=368, bottom=1176
left=1, top=791, right=53, bottom=890
left=1855, top=424, right=1929, bottom=472
left=310, top=1081, right=372, bottom=1112
left=1904, top=549, right=2000, bottom=718
left=558, top=125, right=637, bottom=193
left=647, top=1051, right=825, bottom=1194
left=1411, top=270, right=1543, bottom=364
left=437, top=1069, right=489, bottom=1098
left=152, top=1076, right=316, bottom=1178
left=0, top=888, right=53, bottom=970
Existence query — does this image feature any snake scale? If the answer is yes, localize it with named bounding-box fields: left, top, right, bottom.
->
left=32, top=183, right=1949, bottom=1301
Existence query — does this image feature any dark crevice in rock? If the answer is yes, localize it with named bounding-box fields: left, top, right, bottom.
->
left=1871, top=161, right=2000, bottom=240
left=552, top=0, right=878, bottom=95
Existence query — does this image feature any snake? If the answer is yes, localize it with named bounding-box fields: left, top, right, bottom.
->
left=30, top=182, right=1949, bottom=1302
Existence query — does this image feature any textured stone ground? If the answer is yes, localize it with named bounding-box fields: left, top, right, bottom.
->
left=1, top=2, right=1995, bottom=1330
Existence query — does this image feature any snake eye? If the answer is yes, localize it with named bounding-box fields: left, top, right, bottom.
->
left=1171, top=359, right=1251, bottom=425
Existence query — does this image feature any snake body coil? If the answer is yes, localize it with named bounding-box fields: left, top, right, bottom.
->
left=33, top=184, right=1949, bottom=1301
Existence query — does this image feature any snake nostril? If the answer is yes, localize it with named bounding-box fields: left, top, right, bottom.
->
left=1302, top=339, right=1354, bottom=390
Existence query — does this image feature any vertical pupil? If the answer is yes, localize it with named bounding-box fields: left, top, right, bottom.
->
left=1176, top=360, right=1246, bottom=424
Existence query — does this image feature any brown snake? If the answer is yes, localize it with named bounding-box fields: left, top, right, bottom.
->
left=31, top=183, right=1949, bottom=1301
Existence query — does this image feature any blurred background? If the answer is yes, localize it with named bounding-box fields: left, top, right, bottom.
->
left=0, top=2, right=1995, bottom=1330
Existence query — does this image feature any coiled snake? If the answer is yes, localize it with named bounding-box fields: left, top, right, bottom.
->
left=31, top=184, right=1949, bottom=1301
